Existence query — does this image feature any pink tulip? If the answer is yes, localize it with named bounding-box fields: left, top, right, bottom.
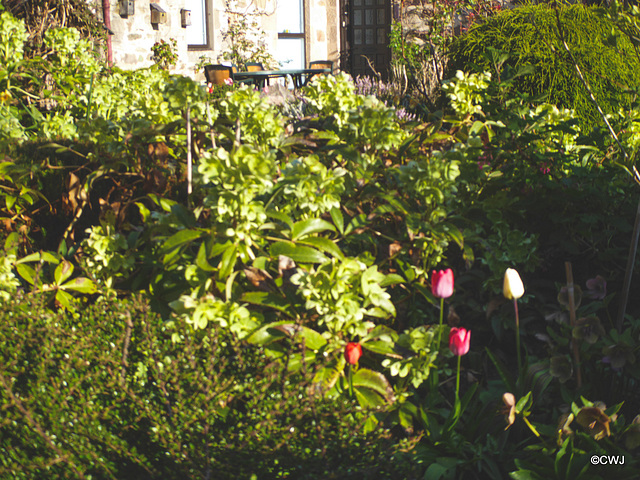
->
left=449, top=327, right=470, bottom=356
left=432, top=268, right=454, bottom=299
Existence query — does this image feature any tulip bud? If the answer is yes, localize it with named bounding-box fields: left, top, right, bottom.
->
left=448, top=327, right=470, bottom=356
left=431, top=268, right=454, bottom=299
left=503, top=268, right=524, bottom=300
left=344, top=342, right=362, bottom=365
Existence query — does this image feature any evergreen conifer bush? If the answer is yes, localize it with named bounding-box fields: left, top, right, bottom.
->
left=448, top=2, right=640, bottom=129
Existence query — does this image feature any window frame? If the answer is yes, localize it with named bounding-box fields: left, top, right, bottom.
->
left=277, top=0, right=306, bottom=68
left=187, top=0, right=213, bottom=51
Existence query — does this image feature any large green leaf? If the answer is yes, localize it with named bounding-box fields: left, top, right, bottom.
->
left=352, top=368, right=394, bottom=403
left=344, top=213, right=368, bottom=235
left=246, top=322, right=289, bottom=346
left=313, top=361, right=344, bottom=393
left=297, top=236, right=344, bottom=260
left=354, top=385, right=387, bottom=408
left=16, top=251, right=60, bottom=265
left=270, top=242, right=327, bottom=264
left=266, top=209, right=294, bottom=230
left=509, top=470, right=544, bottom=480
left=246, top=321, right=327, bottom=350
left=291, top=218, right=335, bottom=240
left=55, top=289, right=75, bottom=310
left=275, top=323, right=327, bottom=350
left=170, top=204, right=197, bottom=228
left=330, top=207, right=344, bottom=235
left=60, top=277, right=98, bottom=294
left=16, top=263, right=36, bottom=285
left=160, top=229, right=204, bottom=255
left=195, top=243, right=215, bottom=272
left=379, top=273, right=405, bottom=287
left=218, top=243, right=238, bottom=279
left=362, top=340, right=401, bottom=358
left=241, top=291, right=292, bottom=315
left=54, top=260, right=74, bottom=285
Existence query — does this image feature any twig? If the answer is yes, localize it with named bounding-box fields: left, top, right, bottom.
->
left=186, top=105, right=193, bottom=198
left=553, top=4, right=631, bottom=166
left=617, top=197, right=640, bottom=330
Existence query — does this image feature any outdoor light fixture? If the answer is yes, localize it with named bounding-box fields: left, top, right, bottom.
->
left=181, top=9, right=191, bottom=28
left=150, top=3, right=167, bottom=24
left=119, top=0, right=134, bottom=16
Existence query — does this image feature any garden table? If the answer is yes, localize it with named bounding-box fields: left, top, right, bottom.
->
left=233, top=68, right=331, bottom=89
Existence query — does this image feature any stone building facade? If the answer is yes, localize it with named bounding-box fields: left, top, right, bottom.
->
left=103, top=0, right=342, bottom=81
left=96, top=0, right=412, bottom=81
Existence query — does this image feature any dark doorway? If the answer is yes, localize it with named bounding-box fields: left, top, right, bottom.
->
left=340, top=0, right=392, bottom=79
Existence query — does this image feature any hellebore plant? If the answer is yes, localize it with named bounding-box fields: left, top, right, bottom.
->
left=504, top=268, right=525, bottom=375
left=344, top=342, right=362, bottom=397
left=449, top=327, right=470, bottom=404
left=432, top=268, right=454, bottom=348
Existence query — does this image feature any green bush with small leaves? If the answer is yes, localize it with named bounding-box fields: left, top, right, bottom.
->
left=448, top=2, right=640, bottom=130
left=0, top=294, right=411, bottom=479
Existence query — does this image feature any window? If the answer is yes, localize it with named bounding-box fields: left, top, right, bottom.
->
left=186, top=0, right=210, bottom=49
left=276, top=0, right=305, bottom=68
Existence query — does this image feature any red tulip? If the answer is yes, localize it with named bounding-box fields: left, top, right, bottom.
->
left=449, top=327, right=470, bottom=356
left=432, top=268, right=454, bottom=299
left=344, top=342, right=362, bottom=365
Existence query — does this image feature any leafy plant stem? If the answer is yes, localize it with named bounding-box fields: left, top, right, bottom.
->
left=437, top=296, right=444, bottom=349
left=514, top=298, right=522, bottom=377
left=455, top=354, right=461, bottom=403
left=348, top=365, right=354, bottom=398
left=564, top=261, right=582, bottom=388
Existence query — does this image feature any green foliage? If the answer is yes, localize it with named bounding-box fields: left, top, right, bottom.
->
left=0, top=294, right=409, bottom=479
left=4, top=6, right=640, bottom=477
left=221, top=0, right=278, bottom=69
left=151, top=38, right=178, bottom=71
left=448, top=2, right=640, bottom=130
left=0, top=10, right=27, bottom=67
left=388, top=0, right=502, bottom=102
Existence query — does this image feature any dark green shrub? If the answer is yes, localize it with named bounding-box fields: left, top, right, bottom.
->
left=0, top=294, right=409, bottom=479
left=448, top=2, right=640, bottom=129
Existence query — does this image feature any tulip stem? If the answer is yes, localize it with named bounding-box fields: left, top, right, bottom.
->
left=455, top=354, right=461, bottom=402
left=437, top=297, right=444, bottom=349
left=514, top=299, right=522, bottom=376
left=348, top=365, right=354, bottom=398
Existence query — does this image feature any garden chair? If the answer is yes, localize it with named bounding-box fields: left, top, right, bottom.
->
left=204, top=64, right=233, bottom=85
left=244, top=62, right=270, bottom=86
left=204, top=64, right=253, bottom=86
left=306, top=60, right=333, bottom=85
left=309, top=60, right=333, bottom=72
left=245, top=62, right=265, bottom=72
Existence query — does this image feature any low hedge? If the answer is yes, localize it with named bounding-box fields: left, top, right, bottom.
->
left=0, top=294, right=410, bottom=479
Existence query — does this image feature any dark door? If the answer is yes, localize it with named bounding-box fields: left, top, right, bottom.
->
left=340, top=0, right=391, bottom=78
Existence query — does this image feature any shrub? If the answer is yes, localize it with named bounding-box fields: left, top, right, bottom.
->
left=447, top=2, right=640, bottom=129
left=0, top=294, right=409, bottom=479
